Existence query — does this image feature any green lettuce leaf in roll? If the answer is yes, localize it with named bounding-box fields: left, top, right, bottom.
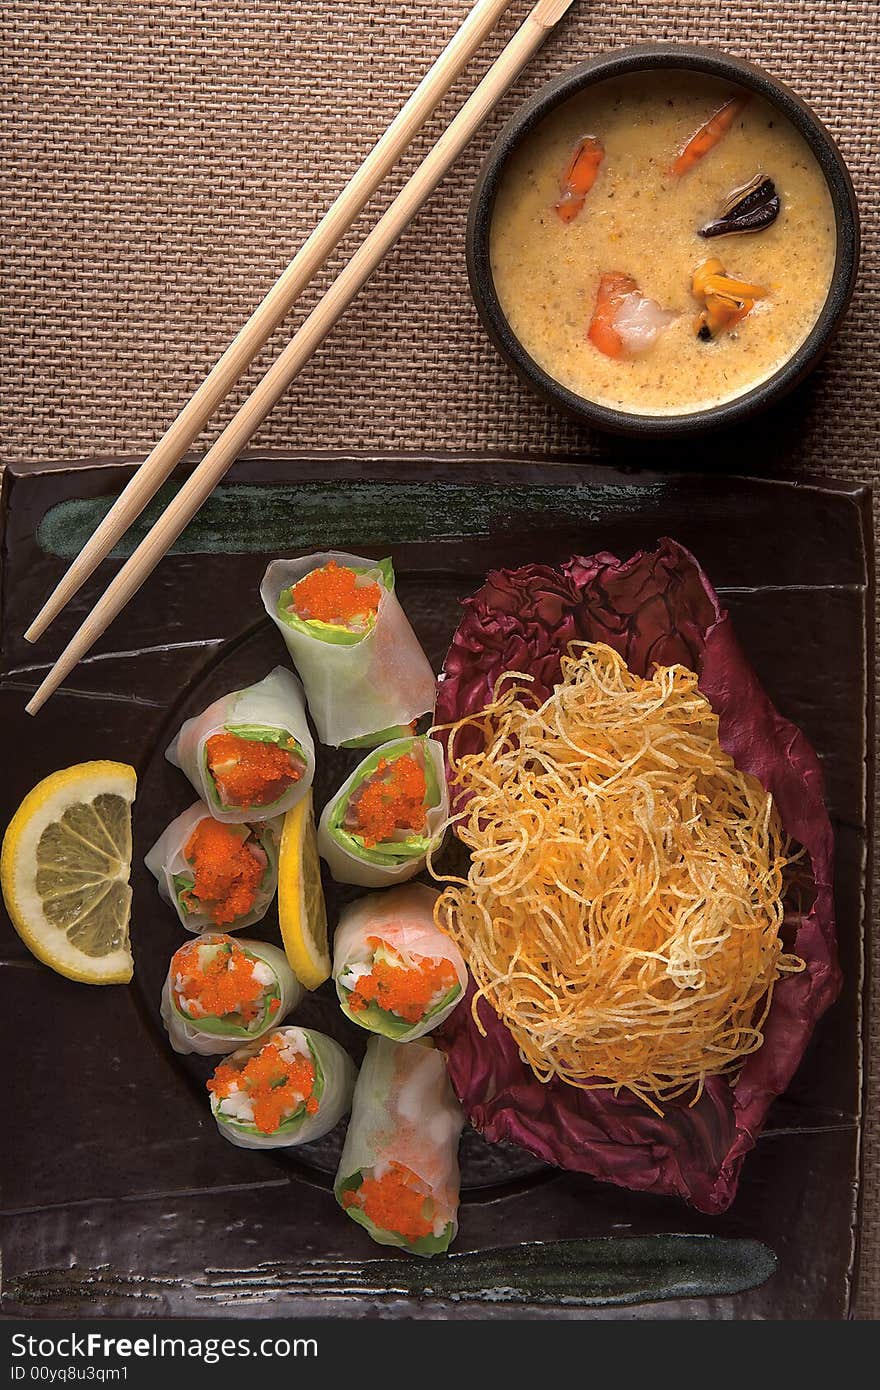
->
left=317, top=736, right=448, bottom=888
left=340, top=723, right=419, bottom=750
left=335, top=1037, right=464, bottom=1257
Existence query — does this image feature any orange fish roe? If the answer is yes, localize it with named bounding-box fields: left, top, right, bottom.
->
left=290, top=561, right=381, bottom=629
left=342, top=1161, right=434, bottom=1240
left=171, top=937, right=272, bottom=1024
left=208, top=1036, right=319, bottom=1135
left=183, top=818, right=264, bottom=926
left=347, top=940, right=458, bottom=1024
left=349, top=755, right=427, bottom=848
left=206, top=731, right=303, bottom=808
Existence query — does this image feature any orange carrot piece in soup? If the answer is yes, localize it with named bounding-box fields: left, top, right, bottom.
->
left=671, top=95, right=749, bottom=178
left=555, top=135, right=605, bottom=222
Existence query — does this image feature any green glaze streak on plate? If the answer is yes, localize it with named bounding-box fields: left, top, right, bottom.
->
left=37, top=480, right=666, bottom=558
left=296, top=1235, right=778, bottom=1308
left=8, top=1235, right=777, bottom=1309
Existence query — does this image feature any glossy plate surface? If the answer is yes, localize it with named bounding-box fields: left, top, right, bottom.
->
left=0, top=453, right=872, bottom=1318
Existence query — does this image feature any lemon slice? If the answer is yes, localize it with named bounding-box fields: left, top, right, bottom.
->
left=1, top=761, right=136, bottom=984
left=278, top=790, right=330, bottom=989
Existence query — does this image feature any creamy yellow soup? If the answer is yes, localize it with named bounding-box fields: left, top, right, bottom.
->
left=490, top=73, right=836, bottom=415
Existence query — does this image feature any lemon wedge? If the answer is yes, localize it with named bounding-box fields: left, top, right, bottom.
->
left=278, top=790, right=330, bottom=989
left=1, top=761, right=136, bottom=984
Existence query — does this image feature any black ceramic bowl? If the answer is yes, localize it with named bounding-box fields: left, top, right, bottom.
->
left=467, top=44, right=860, bottom=437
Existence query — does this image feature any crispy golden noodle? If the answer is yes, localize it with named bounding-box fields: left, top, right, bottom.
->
left=432, top=643, right=804, bottom=1113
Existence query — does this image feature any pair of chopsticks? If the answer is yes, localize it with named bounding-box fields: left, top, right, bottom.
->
left=24, top=0, right=575, bottom=715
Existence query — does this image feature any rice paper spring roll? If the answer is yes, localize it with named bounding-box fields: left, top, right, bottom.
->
left=161, top=934, right=303, bottom=1056
left=335, top=1036, right=464, bottom=1256
left=166, top=667, right=314, bottom=823
left=318, top=735, right=448, bottom=887
left=145, top=801, right=281, bottom=934
left=260, top=552, right=436, bottom=748
left=207, top=1025, right=356, bottom=1149
left=333, top=883, right=467, bottom=1041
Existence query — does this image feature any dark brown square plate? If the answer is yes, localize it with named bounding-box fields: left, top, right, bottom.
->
left=0, top=453, right=872, bottom=1319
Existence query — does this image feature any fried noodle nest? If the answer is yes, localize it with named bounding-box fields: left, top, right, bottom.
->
left=433, top=643, right=804, bottom=1113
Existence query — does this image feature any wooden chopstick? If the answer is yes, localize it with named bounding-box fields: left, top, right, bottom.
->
left=24, top=0, right=515, bottom=645
left=26, top=0, right=574, bottom=716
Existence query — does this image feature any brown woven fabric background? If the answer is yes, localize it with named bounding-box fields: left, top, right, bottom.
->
left=3, top=0, right=878, bottom=1315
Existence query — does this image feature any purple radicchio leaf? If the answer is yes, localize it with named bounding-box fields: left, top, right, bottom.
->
left=434, top=538, right=839, bottom=1214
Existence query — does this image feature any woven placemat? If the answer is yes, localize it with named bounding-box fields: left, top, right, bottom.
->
left=3, top=0, right=878, bottom=1317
